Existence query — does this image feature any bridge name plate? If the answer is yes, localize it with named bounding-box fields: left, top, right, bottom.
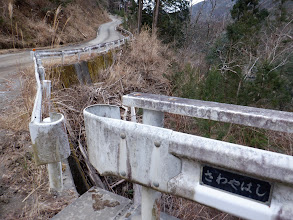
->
left=201, top=165, right=272, bottom=204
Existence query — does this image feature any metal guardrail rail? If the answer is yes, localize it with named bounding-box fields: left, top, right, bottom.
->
left=83, top=92, right=293, bottom=220
left=29, top=26, right=133, bottom=192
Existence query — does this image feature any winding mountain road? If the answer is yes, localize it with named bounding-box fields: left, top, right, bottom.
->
left=0, top=15, right=123, bottom=111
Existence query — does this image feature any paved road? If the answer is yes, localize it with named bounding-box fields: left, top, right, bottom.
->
left=0, top=16, right=123, bottom=111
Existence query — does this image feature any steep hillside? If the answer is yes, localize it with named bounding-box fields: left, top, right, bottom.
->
left=191, top=0, right=293, bottom=21
left=191, top=0, right=233, bottom=21
left=0, top=0, right=109, bottom=49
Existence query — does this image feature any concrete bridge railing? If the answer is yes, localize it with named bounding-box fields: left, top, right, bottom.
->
left=83, top=92, right=293, bottom=220
left=29, top=27, right=133, bottom=193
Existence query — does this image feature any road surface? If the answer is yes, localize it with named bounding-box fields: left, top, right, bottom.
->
left=0, top=15, right=123, bottom=111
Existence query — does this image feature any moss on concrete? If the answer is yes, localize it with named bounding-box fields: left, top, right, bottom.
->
left=50, top=51, right=114, bottom=88
left=51, top=65, right=79, bottom=88
left=88, top=55, right=104, bottom=82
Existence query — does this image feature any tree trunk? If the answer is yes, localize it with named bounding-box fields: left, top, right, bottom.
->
left=138, top=0, right=143, bottom=33
left=152, top=0, right=160, bottom=33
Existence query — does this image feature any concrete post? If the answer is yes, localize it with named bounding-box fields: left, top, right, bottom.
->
left=131, top=107, right=136, bottom=123
left=42, top=80, right=51, bottom=117
left=141, top=187, right=161, bottom=220
left=38, top=66, right=45, bottom=81
left=131, top=107, right=142, bottom=206
left=48, top=161, right=63, bottom=193
left=141, top=109, right=164, bottom=220
left=61, top=51, right=64, bottom=65
left=42, top=80, right=63, bottom=193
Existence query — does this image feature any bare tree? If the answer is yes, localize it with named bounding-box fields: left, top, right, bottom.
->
left=152, top=0, right=160, bottom=32
left=138, top=0, right=143, bottom=33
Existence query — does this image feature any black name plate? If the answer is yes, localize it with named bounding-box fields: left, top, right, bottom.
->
left=201, top=165, right=272, bottom=204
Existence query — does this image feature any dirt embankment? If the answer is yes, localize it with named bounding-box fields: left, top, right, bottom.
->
left=0, top=0, right=109, bottom=50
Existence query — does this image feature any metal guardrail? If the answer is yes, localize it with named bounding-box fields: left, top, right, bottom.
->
left=29, top=26, right=133, bottom=192
left=83, top=93, right=293, bottom=220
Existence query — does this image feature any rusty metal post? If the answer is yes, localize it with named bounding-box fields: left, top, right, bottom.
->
left=42, top=80, right=63, bottom=193
left=141, top=109, right=163, bottom=220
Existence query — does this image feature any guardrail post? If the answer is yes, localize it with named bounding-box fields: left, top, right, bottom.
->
left=61, top=51, right=64, bottom=65
left=131, top=107, right=142, bottom=206
left=38, top=66, right=45, bottom=81
left=42, top=80, right=51, bottom=117
left=42, top=80, right=63, bottom=193
left=141, top=109, right=163, bottom=220
left=78, top=52, right=81, bottom=63
left=48, top=161, right=63, bottom=193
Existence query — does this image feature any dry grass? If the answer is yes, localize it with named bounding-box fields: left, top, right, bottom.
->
left=49, top=28, right=174, bottom=144
left=0, top=65, right=76, bottom=219
left=44, top=30, right=244, bottom=219
left=265, top=130, right=293, bottom=156
left=0, top=0, right=110, bottom=49
left=41, top=29, right=174, bottom=200
left=107, top=28, right=172, bottom=95
left=2, top=27, right=291, bottom=219
left=0, top=130, right=76, bottom=219
left=0, top=67, right=35, bottom=131
left=161, top=195, right=241, bottom=220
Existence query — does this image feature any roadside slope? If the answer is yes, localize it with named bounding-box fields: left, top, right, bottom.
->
left=0, top=0, right=109, bottom=49
left=0, top=14, right=125, bottom=220
left=0, top=15, right=123, bottom=112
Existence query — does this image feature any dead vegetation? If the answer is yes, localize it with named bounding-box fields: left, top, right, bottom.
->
left=106, top=27, right=172, bottom=95
left=0, top=67, right=76, bottom=219
left=0, top=67, right=35, bottom=131
left=1, top=26, right=292, bottom=220
left=44, top=29, right=174, bottom=196
left=0, top=28, right=174, bottom=218
left=45, top=29, right=242, bottom=219
left=161, top=195, right=240, bottom=220
left=0, top=0, right=109, bottom=49
left=0, top=130, right=76, bottom=219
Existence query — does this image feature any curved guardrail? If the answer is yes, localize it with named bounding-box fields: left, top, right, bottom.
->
left=29, top=25, right=133, bottom=192
left=83, top=93, right=293, bottom=220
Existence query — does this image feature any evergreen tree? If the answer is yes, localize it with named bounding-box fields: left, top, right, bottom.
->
left=227, top=0, right=269, bottom=42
